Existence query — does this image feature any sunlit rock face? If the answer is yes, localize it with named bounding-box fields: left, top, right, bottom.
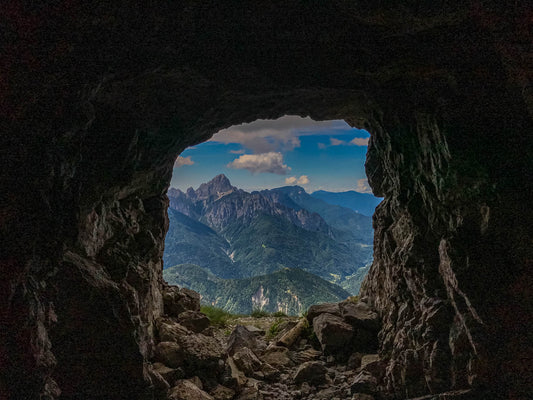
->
left=2, top=1, right=531, bottom=399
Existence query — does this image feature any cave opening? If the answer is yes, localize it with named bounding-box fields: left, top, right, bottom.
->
left=162, top=115, right=381, bottom=316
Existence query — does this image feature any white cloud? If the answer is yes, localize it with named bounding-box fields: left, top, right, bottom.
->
left=227, top=152, right=291, bottom=175
left=230, top=149, right=246, bottom=154
left=328, top=136, right=369, bottom=147
left=350, top=137, right=369, bottom=146
left=211, top=115, right=352, bottom=154
left=330, top=138, right=346, bottom=146
left=317, top=143, right=327, bottom=149
left=356, top=178, right=373, bottom=194
left=285, top=175, right=310, bottom=185
left=174, top=156, right=194, bottom=167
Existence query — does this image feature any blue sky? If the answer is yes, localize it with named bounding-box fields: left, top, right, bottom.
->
left=170, top=115, right=373, bottom=194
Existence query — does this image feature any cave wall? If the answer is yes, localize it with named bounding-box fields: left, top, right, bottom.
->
left=1, top=1, right=532, bottom=399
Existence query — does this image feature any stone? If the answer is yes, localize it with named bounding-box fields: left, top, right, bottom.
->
left=164, top=285, right=201, bottom=316
left=152, top=362, right=183, bottom=386
left=312, top=313, right=354, bottom=354
left=290, top=348, right=322, bottom=364
left=350, top=371, right=377, bottom=395
left=178, top=310, right=210, bottom=333
left=293, top=361, right=328, bottom=386
left=225, top=356, right=248, bottom=389
left=144, top=364, right=170, bottom=391
left=156, top=317, right=190, bottom=342
left=227, top=325, right=258, bottom=356
left=347, top=353, right=364, bottom=369
left=307, top=303, right=341, bottom=323
left=276, top=318, right=307, bottom=348
left=339, top=301, right=380, bottom=332
left=262, top=346, right=294, bottom=369
left=210, top=384, right=236, bottom=400
left=232, top=347, right=262, bottom=376
left=168, top=380, right=214, bottom=400
left=351, top=394, right=375, bottom=400
left=154, top=342, right=184, bottom=369
left=360, top=354, right=385, bottom=381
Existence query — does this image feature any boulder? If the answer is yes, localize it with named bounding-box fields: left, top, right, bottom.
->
left=144, top=364, right=170, bottom=391
left=276, top=318, right=307, bottom=348
left=312, top=313, right=354, bottom=354
left=290, top=347, right=322, bottom=364
left=178, top=310, right=211, bottom=333
left=209, top=384, right=236, bottom=400
left=293, top=361, right=328, bottom=386
left=350, top=371, right=377, bottom=395
left=154, top=342, right=184, bottom=368
left=227, top=325, right=258, bottom=356
left=152, top=362, right=184, bottom=386
left=168, top=380, right=214, bottom=400
left=352, top=394, right=375, bottom=400
left=360, top=354, right=385, bottom=381
left=262, top=345, right=294, bottom=369
left=232, top=347, right=262, bottom=376
left=163, top=285, right=201, bottom=316
left=156, top=317, right=190, bottom=342
left=307, top=303, right=341, bottom=323
left=340, top=301, right=380, bottom=332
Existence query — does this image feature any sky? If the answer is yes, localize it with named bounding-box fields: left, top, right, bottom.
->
left=170, top=115, right=373, bottom=194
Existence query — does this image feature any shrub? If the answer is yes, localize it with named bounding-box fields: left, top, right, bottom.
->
left=251, top=308, right=270, bottom=318
left=200, top=305, right=233, bottom=327
left=272, top=311, right=287, bottom=317
left=266, top=318, right=284, bottom=340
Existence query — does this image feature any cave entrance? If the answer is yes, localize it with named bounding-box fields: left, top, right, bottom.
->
left=162, top=115, right=381, bottom=316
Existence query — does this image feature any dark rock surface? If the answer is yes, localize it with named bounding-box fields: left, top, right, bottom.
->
left=1, top=1, right=532, bottom=399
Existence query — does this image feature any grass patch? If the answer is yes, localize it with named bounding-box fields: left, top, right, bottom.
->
left=266, top=318, right=284, bottom=340
left=200, top=305, right=234, bottom=327
left=272, top=311, right=288, bottom=317
left=251, top=308, right=270, bottom=318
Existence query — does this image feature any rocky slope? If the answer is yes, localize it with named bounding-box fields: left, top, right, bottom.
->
left=2, top=2, right=532, bottom=399
left=151, top=284, right=388, bottom=400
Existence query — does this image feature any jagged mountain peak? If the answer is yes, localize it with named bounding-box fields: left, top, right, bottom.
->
left=195, top=174, right=236, bottom=200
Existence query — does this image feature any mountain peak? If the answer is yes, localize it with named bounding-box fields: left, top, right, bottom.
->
left=196, top=174, right=235, bottom=200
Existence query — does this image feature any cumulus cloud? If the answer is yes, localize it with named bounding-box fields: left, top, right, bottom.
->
left=285, top=175, right=310, bottom=185
left=227, top=152, right=291, bottom=175
left=174, top=156, right=194, bottom=167
left=330, top=138, right=346, bottom=146
left=327, top=136, right=369, bottom=147
left=350, top=137, right=369, bottom=146
left=356, top=178, right=373, bottom=194
left=211, top=115, right=352, bottom=153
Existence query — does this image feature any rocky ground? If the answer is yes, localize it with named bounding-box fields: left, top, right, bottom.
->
left=147, top=285, right=389, bottom=400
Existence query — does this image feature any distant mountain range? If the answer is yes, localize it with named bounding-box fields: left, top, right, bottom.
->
left=311, top=190, right=382, bottom=217
left=164, top=264, right=351, bottom=315
left=163, top=175, right=378, bottom=314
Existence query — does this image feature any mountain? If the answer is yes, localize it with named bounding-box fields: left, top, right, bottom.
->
left=163, top=264, right=351, bottom=315
left=164, top=175, right=376, bottom=311
left=311, top=190, right=382, bottom=217
left=261, top=186, right=374, bottom=245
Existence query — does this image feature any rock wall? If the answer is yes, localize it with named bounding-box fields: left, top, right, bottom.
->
left=1, top=1, right=531, bottom=399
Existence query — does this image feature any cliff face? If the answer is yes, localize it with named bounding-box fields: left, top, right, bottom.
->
left=1, top=1, right=532, bottom=399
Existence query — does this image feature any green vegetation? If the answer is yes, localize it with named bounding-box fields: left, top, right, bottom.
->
left=164, top=265, right=351, bottom=315
left=200, top=305, right=234, bottom=327
left=272, top=311, right=288, bottom=317
left=266, top=318, right=284, bottom=339
left=251, top=309, right=270, bottom=318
